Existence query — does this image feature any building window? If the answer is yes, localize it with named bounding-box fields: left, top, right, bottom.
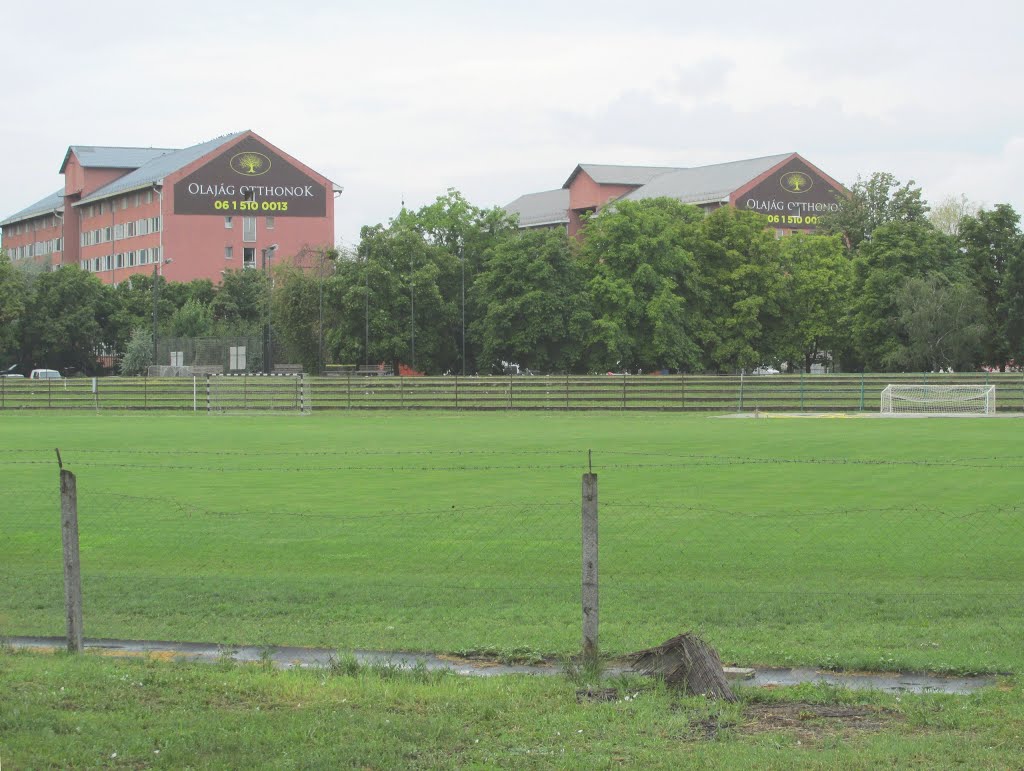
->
left=224, top=216, right=233, bottom=229
left=266, top=216, right=275, bottom=229
left=128, top=251, right=136, bottom=267
left=242, top=217, right=256, bottom=242
left=243, top=247, right=256, bottom=268
left=116, top=254, right=124, bottom=269
left=145, top=190, right=153, bottom=204
left=225, top=246, right=234, bottom=260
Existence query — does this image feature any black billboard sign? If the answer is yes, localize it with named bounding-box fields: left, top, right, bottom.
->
left=173, top=136, right=327, bottom=217
left=736, top=158, right=844, bottom=229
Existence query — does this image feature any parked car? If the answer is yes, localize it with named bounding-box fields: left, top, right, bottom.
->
left=751, top=366, right=780, bottom=375
left=29, top=369, right=62, bottom=380
left=1, top=364, right=23, bottom=378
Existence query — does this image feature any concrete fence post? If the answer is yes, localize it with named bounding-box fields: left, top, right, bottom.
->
left=581, top=472, right=599, bottom=661
left=60, top=469, right=84, bottom=653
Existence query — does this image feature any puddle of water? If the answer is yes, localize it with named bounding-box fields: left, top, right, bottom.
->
left=5, top=637, right=996, bottom=693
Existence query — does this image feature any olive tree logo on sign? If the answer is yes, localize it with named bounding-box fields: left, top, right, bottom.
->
left=230, top=151, right=272, bottom=176
left=780, top=171, right=812, bottom=194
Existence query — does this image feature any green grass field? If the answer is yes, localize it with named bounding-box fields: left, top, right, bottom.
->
left=4, top=650, right=1024, bottom=768
left=2, top=411, right=1022, bottom=674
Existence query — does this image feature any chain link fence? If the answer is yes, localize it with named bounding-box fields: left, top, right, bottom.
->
left=3, top=451, right=1022, bottom=674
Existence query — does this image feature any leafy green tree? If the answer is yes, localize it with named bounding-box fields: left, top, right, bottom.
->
left=847, top=221, right=963, bottom=370
left=212, top=268, right=268, bottom=334
left=0, top=252, right=27, bottom=364
left=329, top=220, right=458, bottom=374
left=694, top=207, right=786, bottom=372
left=271, top=265, right=321, bottom=372
left=471, top=228, right=591, bottom=373
left=958, top=204, right=1024, bottom=369
left=819, top=172, right=929, bottom=249
left=118, top=327, right=153, bottom=375
left=580, top=198, right=705, bottom=372
left=774, top=234, right=852, bottom=372
left=168, top=298, right=214, bottom=338
left=407, top=190, right=517, bottom=373
left=19, top=266, right=112, bottom=374
left=893, top=276, right=985, bottom=371
left=1003, top=242, right=1024, bottom=367
left=929, top=194, right=979, bottom=238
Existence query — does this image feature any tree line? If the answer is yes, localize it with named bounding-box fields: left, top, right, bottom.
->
left=2, top=175, right=1023, bottom=376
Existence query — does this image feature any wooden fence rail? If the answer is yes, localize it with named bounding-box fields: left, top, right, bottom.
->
left=2, top=372, right=1022, bottom=412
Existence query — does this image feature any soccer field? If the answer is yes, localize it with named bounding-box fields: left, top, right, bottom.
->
left=2, top=411, right=1022, bottom=673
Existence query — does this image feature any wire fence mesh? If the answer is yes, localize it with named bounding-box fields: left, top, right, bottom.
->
left=3, top=449, right=1022, bottom=674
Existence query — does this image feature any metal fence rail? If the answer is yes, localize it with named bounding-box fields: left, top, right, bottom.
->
left=2, top=372, right=1023, bottom=412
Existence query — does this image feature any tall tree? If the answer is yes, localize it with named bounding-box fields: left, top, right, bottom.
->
left=773, top=234, right=852, bottom=372
left=893, top=276, right=985, bottom=371
left=929, top=194, right=980, bottom=238
left=819, top=172, right=929, bottom=250
left=958, top=204, right=1024, bottom=369
left=694, top=207, right=786, bottom=372
left=19, top=266, right=112, bottom=374
left=471, top=228, right=590, bottom=373
left=580, top=198, right=705, bottom=372
left=212, top=268, right=269, bottom=333
left=0, top=253, right=27, bottom=365
left=847, top=221, right=963, bottom=370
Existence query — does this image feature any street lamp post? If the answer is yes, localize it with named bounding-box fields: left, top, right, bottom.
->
left=410, top=247, right=415, bottom=370
left=262, top=244, right=278, bottom=373
left=460, top=241, right=466, bottom=376
left=364, top=246, right=370, bottom=367
left=151, top=257, right=173, bottom=366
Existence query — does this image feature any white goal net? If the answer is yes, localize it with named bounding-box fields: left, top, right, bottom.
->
left=205, top=374, right=311, bottom=413
left=879, top=384, right=996, bottom=416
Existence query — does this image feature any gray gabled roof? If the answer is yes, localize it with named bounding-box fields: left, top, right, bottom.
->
left=564, top=163, right=678, bottom=189
left=60, top=145, right=176, bottom=173
left=504, top=189, right=570, bottom=228
left=75, top=132, right=247, bottom=206
left=1, top=189, right=65, bottom=227
left=620, top=153, right=793, bottom=205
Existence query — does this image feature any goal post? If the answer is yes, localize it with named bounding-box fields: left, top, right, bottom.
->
left=879, top=384, right=996, bottom=416
left=206, top=373, right=311, bottom=413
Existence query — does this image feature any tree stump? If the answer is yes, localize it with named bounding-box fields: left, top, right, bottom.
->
left=630, top=632, right=737, bottom=702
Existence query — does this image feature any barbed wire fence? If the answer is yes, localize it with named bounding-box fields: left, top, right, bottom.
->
left=2, top=450, right=1022, bottom=673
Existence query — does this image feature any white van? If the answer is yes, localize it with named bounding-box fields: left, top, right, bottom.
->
left=29, top=369, right=62, bottom=380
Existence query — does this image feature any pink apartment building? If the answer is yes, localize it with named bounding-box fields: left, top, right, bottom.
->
left=505, top=152, right=846, bottom=238
left=1, top=130, right=340, bottom=283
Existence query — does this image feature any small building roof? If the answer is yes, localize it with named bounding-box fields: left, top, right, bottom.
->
left=1, top=189, right=65, bottom=227
left=59, top=145, right=176, bottom=174
left=563, top=163, right=678, bottom=189
left=75, top=132, right=247, bottom=206
left=504, top=188, right=570, bottom=228
left=619, top=153, right=794, bottom=205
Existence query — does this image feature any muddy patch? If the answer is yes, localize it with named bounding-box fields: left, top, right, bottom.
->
left=737, top=702, right=899, bottom=739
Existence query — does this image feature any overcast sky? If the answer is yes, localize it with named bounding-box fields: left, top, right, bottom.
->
left=3, top=1, right=1023, bottom=247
